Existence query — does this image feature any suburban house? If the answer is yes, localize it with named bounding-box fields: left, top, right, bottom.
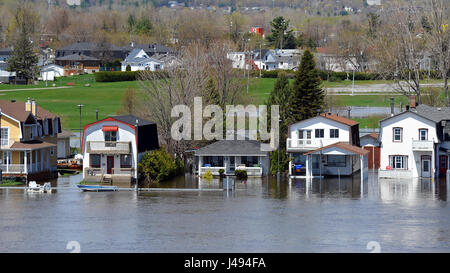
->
left=57, top=130, right=72, bottom=159
left=55, top=42, right=127, bottom=62
left=227, top=52, right=250, bottom=69
left=55, top=54, right=101, bottom=75
left=252, top=49, right=301, bottom=71
left=287, top=112, right=368, bottom=179
left=194, top=140, right=270, bottom=177
left=122, top=43, right=175, bottom=57
left=0, top=99, right=62, bottom=180
left=121, top=49, right=163, bottom=71
left=39, top=64, right=64, bottom=81
left=82, top=115, right=159, bottom=184
left=378, top=98, right=450, bottom=178
left=0, top=48, right=14, bottom=83
left=153, top=54, right=181, bottom=69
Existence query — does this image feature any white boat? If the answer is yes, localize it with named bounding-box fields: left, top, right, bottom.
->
left=77, top=184, right=118, bottom=192
left=27, top=181, right=53, bottom=193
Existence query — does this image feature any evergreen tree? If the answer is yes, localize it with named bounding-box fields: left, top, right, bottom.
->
left=267, top=71, right=292, bottom=175
left=290, top=50, right=324, bottom=122
left=7, top=35, right=38, bottom=83
left=266, top=16, right=297, bottom=49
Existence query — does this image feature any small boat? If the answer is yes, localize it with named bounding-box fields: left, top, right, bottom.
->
left=27, top=181, right=53, bottom=193
left=77, top=184, right=118, bottom=192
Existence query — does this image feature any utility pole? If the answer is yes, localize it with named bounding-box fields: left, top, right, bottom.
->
left=277, top=115, right=281, bottom=182
left=77, top=104, right=84, bottom=154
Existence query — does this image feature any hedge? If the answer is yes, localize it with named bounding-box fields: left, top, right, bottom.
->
left=94, top=71, right=169, bottom=82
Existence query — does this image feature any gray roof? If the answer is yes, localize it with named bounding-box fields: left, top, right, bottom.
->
left=123, top=49, right=161, bottom=64
left=252, top=49, right=270, bottom=61
left=123, top=43, right=174, bottom=55
left=58, top=42, right=123, bottom=52
left=410, top=104, right=450, bottom=123
left=112, top=115, right=155, bottom=126
left=194, top=140, right=268, bottom=156
left=55, top=54, right=99, bottom=61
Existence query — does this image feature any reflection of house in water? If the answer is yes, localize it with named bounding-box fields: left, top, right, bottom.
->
left=377, top=178, right=444, bottom=202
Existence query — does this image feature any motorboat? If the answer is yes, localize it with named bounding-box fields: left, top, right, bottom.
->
left=27, top=181, right=53, bottom=193
left=77, top=184, right=118, bottom=192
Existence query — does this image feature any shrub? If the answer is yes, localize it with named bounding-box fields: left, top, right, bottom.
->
left=218, top=168, right=225, bottom=177
left=138, top=148, right=182, bottom=182
left=126, top=64, right=131, bottom=71
left=234, top=169, right=248, bottom=180
left=202, top=169, right=213, bottom=180
left=94, top=71, right=139, bottom=82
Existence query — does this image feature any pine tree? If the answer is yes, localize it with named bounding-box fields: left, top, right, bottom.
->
left=290, top=50, right=324, bottom=122
left=7, top=34, right=38, bottom=83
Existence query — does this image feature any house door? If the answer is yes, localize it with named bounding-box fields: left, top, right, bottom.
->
left=439, top=155, right=448, bottom=175
left=421, top=157, right=431, bottom=178
left=107, top=156, right=114, bottom=174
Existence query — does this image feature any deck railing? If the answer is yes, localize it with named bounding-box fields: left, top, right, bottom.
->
left=0, top=164, right=25, bottom=173
left=411, top=139, right=434, bottom=151
left=86, top=141, right=131, bottom=154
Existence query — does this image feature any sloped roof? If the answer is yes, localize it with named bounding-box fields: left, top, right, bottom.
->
left=320, top=112, right=359, bottom=126
left=304, top=142, right=369, bottom=156
left=361, top=132, right=379, bottom=139
left=55, top=53, right=99, bottom=61
left=0, top=100, right=58, bottom=122
left=411, top=104, right=450, bottom=123
left=111, top=115, right=156, bottom=126
left=10, top=140, right=56, bottom=150
left=122, top=43, right=174, bottom=54
left=58, top=42, right=123, bottom=52
left=194, top=140, right=268, bottom=156
left=123, top=49, right=161, bottom=64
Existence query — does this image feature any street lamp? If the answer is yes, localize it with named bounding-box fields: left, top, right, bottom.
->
left=77, top=104, right=84, bottom=154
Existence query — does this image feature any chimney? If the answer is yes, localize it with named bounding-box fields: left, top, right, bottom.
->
left=25, top=97, right=32, bottom=112
left=31, top=99, right=37, bottom=116
left=390, top=97, right=394, bottom=116
left=410, top=96, right=417, bottom=108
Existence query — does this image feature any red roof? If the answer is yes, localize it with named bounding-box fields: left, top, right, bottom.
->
left=304, top=142, right=369, bottom=156
left=320, top=113, right=359, bottom=126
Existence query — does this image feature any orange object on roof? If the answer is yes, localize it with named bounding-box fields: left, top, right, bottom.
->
left=102, top=126, right=118, bottom=132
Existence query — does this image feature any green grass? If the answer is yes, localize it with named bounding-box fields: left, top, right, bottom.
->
left=0, top=180, right=25, bottom=186
left=0, top=74, right=139, bottom=130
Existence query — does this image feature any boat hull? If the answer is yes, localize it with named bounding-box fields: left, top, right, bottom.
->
left=77, top=184, right=118, bottom=192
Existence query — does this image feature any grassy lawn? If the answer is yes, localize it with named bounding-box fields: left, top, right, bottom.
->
left=1, top=75, right=436, bottom=131
left=0, top=180, right=25, bottom=186
left=0, top=74, right=138, bottom=130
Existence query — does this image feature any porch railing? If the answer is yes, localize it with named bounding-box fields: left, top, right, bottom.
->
left=379, top=169, right=413, bottom=178
left=0, top=164, right=25, bottom=173
left=200, top=167, right=225, bottom=175
left=412, top=139, right=434, bottom=151
left=86, top=141, right=131, bottom=154
left=287, top=138, right=323, bottom=150
left=236, top=166, right=263, bottom=176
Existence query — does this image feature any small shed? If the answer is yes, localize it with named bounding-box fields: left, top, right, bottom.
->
left=360, top=132, right=380, bottom=169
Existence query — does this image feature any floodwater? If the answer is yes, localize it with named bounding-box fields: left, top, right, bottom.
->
left=1, top=172, right=450, bottom=253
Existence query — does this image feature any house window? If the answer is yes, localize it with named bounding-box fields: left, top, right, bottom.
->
left=104, top=131, right=117, bottom=142
left=393, top=127, right=403, bottom=142
left=419, top=129, right=428, bottom=141
left=389, top=155, right=408, bottom=169
left=120, top=154, right=132, bottom=168
left=315, top=129, right=324, bottom=138
left=330, top=129, right=339, bottom=138
left=298, top=130, right=312, bottom=139
left=0, top=127, right=8, bottom=146
left=327, top=155, right=346, bottom=167
left=203, top=156, right=224, bottom=167
left=241, top=156, right=259, bottom=167
left=2, top=151, right=11, bottom=165
left=90, top=154, right=101, bottom=168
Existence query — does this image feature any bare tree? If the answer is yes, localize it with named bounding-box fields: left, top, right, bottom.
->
left=423, top=0, right=450, bottom=106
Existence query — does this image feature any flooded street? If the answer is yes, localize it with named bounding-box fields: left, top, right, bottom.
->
left=1, top=172, right=450, bottom=252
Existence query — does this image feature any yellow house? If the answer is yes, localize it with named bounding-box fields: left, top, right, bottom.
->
left=0, top=98, right=61, bottom=180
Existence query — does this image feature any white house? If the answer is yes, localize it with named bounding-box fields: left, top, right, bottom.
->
left=39, top=64, right=64, bottom=81
left=227, top=52, right=248, bottom=69
left=194, top=140, right=270, bottom=177
left=253, top=49, right=302, bottom=71
left=121, top=49, right=163, bottom=72
left=378, top=99, right=450, bottom=179
left=287, top=112, right=368, bottom=179
left=82, top=115, right=159, bottom=184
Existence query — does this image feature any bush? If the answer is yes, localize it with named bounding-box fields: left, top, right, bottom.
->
left=218, top=168, right=225, bottom=177
left=202, top=169, right=213, bottom=180
left=234, top=169, right=248, bottom=180
left=94, top=71, right=170, bottom=82
left=138, top=148, right=182, bottom=182
left=126, top=64, right=131, bottom=71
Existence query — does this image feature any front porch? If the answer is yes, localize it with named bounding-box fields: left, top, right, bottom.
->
left=197, top=155, right=265, bottom=177
left=1, top=144, right=57, bottom=178
left=83, top=167, right=135, bottom=184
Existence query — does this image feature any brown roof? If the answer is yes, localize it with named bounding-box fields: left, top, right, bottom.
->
left=304, top=142, right=369, bottom=156
left=0, top=100, right=57, bottom=122
left=10, top=140, right=56, bottom=150
left=362, top=132, right=379, bottom=139
left=320, top=113, right=359, bottom=126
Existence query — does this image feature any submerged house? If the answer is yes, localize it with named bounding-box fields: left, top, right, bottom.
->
left=378, top=98, right=450, bottom=178
left=0, top=99, right=61, bottom=180
left=287, top=112, right=368, bottom=178
left=194, top=140, right=270, bottom=177
left=82, top=115, right=159, bottom=184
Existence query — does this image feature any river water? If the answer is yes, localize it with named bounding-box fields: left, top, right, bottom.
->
left=1, top=172, right=449, bottom=253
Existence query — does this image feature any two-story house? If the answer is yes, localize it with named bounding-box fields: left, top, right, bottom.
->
left=0, top=99, right=61, bottom=180
left=121, top=49, right=163, bottom=72
left=378, top=98, right=450, bottom=178
left=287, top=112, right=368, bottom=179
left=82, top=115, right=159, bottom=184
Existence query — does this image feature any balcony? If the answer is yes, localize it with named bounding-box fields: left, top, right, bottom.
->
left=0, top=138, right=15, bottom=149
left=286, top=138, right=323, bottom=151
left=0, top=164, right=25, bottom=174
left=412, top=140, right=434, bottom=151
left=86, top=141, right=131, bottom=154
